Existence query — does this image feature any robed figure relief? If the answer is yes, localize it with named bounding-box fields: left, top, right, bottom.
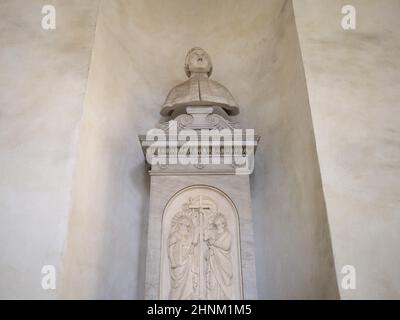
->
left=205, top=214, right=233, bottom=299
left=167, top=214, right=195, bottom=299
left=167, top=195, right=234, bottom=300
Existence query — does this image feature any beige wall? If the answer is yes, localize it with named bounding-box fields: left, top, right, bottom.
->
left=0, top=0, right=99, bottom=299
left=9, top=0, right=396, bottom=300
left=60, top=0, right=337, bottom=299
left=294, top=0, right=400, bottom=298
left=249, top=0, right=338, bottom=299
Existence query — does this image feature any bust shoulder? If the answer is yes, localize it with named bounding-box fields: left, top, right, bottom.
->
left=160, top=48, right=239, bottom=117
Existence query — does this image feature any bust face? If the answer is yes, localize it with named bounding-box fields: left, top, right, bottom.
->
left=185, top=47, right=212, bottom=77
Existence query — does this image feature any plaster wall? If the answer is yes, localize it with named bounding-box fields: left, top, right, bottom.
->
left=294, top=0, right=400, bottom=298
left=0, top=0, right=100, bottom=299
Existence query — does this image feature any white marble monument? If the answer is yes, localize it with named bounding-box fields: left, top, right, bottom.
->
left=140, top=48, right=258, bottom=300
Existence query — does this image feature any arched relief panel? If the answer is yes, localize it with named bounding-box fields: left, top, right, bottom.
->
left=160, top=185, right=243, bottom=300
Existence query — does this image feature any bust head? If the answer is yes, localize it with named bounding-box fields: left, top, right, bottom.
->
left=184, top=47, right=213, bottom=78
left=161, top=47, right=239, bottom=117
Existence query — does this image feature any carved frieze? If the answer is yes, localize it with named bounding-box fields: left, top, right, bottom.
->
left=160, top=186, right=243, bottom=300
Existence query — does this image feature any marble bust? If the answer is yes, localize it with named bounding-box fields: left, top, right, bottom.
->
left=161, top=47, right=240, bottom=117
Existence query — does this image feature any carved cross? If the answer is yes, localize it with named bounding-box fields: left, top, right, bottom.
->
left=189, top=195, right=211, bottom=212
left=188, top=195, right=210, bottom=299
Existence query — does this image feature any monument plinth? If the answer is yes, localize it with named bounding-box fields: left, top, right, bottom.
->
left=140, top=48, right=258, bottom=300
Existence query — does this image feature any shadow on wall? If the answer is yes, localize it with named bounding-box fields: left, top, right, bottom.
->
left=93, top=160, right=150, bottom=299
left=248, top=0, right=339, bottom=299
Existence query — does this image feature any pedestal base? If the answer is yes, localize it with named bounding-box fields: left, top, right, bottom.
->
left=144, top=174, right=257, bottom=300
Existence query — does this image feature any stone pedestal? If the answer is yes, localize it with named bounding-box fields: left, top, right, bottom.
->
left=144, top=173, right=257, bottom=300
left=140, top=47, right=258, bottom=300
